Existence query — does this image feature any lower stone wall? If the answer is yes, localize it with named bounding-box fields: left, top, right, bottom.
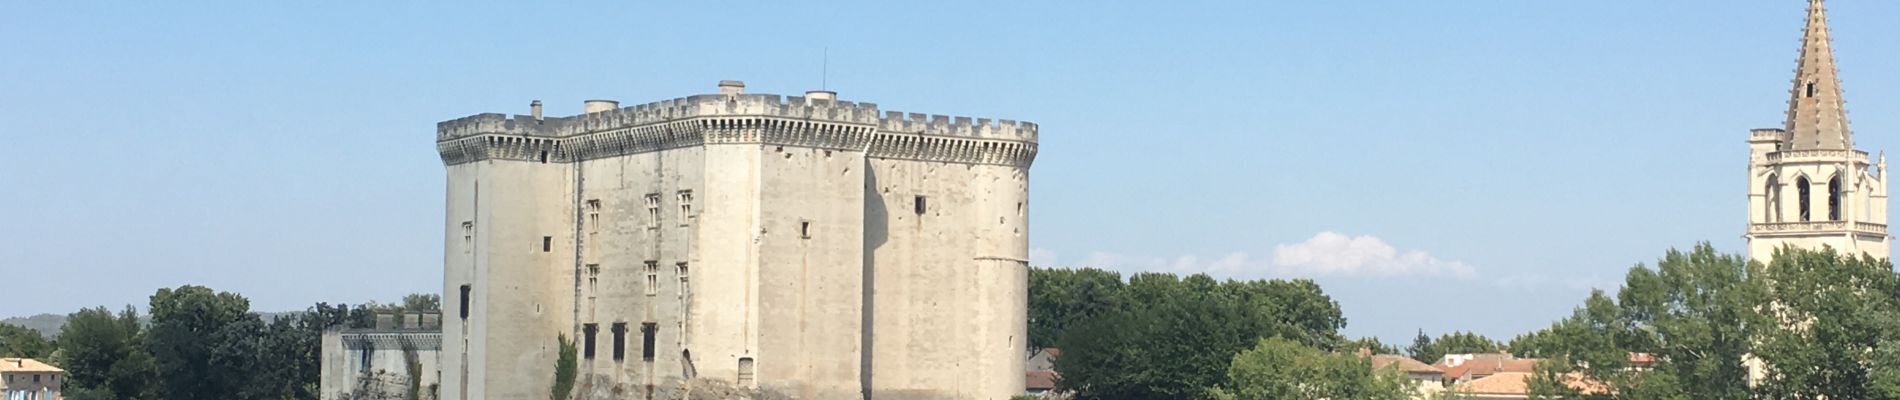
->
left=320, top=330, right=444, bottom=400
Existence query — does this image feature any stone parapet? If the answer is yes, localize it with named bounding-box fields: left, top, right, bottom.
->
left=1765, top=149, right=1869, bottom=164
left=340, top=332, right=443, bottom=351
left=1749, top=221, right=1888, bottom=236
left=435, top=89, right=1039, bottom=168
left=1751, top=128, right=1791, bottom=143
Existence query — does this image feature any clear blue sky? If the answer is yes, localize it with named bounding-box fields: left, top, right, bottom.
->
left=3, top=1, right=1897, bottom=346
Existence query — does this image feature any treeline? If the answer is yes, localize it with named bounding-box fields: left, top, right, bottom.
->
left=1510, top=244, right=1900, bottom=399
left=1029, top=267, right=1415, bottom=399
left=0, top=286, right=437, bottom=400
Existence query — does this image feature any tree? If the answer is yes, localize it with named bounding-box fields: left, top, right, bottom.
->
left=1345, top=336, right=1399, bottom=355
left=0, top=322, right=51, bottom=358
left=1207, top=337, right=1411, bottom=400
left=1407, top=329, right=1432, bottom=363
left=54, top=306, right=158, bottom=400
left=401, top=293, right=442, bottom=313
left=1052, top=272, right=1346, bottom=400
left=1409, top=331, right=1501, bottom=367
left=146, top=285, right=260, bottom=399
left=1753, top=246, right=1900, bottom=399
left=1027, top=267, right=1125, bottom=353
left=552, top=334, right=577, bottom=400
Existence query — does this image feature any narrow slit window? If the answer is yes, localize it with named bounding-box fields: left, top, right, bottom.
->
left=914, top=195, right=927, bottom=215
left=641, top=322, right=658, bottom=362
left=542, top=236, right=552, bottom=252
left=1798, top=177, right=1813, bottom=222
left=800, top=221, right=812, bottom=239
left=462, top=221, right=474, bottom=253
left=582, top=323, right=598, bottom=360
left=612, top=323, right=627, bottom=361
left=459, top=285, right=471, bottom=320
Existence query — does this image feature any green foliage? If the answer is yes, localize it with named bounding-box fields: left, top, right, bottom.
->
left=1752, top=246, right=1900, bottom=399
left=1027, top=267, right=1126, bottom=352
left=1050, top=271, right=1345, bottom=400
left=1515, top=244, right=1900, bottom=399
left=0, top=322, right=52, bottom=358
left=54, top=306, right=159, bottom=400
left=1407, top=329, right=1432, bottom=362
left=402, top=293, right=442, bottom=313
left=1206, top=337, right=1411, bottom=400
left=147, top=285, right=260, bottom=399
left=552, top=334, right=578, bottom=400
left=1344, top=336, right=1399, bottom=355
left=1406, top=331, right=1501, bottom=365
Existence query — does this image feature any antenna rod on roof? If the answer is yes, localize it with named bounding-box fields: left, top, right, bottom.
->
left=822, top=46, right=829, bottom=91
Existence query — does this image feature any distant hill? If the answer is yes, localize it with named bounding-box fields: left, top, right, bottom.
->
left=1, top=314, right=65, bottom=338
left=4, top=311, right=305, bottom=339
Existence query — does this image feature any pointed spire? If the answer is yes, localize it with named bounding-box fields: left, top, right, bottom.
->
left=1785, top=0, right=1853, bottom=150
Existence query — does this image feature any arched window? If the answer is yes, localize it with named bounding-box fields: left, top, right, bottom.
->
left=1798, top=177, right=1812, bottom=222
left=1766, top=175, right=1781, bottom=222
left=1829, top=176, right=1843, bottom=221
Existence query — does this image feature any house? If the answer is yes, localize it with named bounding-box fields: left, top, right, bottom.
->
left=1370, top=355, right=1445, bottom=398
left=1435, top=353, right=1538, bottom=384
left=1448, top=371, right=1611, bottom=399
left=1025, top=348, right=1064, bottom=398
left=1, top=358, right=62, bottom=400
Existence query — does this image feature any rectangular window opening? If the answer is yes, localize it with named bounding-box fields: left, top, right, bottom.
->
left=459, top=285, right=471, bottom=320
left=612, top=323, right=628, bottom=361
left=645, top=261, right=659, bottom=296
left=800, top=221, right=812, bottom=239
left=641, top=322, right=658, bottom=361
left=677, top=190, right=694, bottom=226
left=914, top=195, right=927, bottom=215
left=738, top=357, right=756, bottom=385
left=462, top=221, right=473, bottom=253
left=645, top=194, right=661, bottom=228
left=585, top=199, right=601, bottom=233
left=582, top=323, right=598, bottom=359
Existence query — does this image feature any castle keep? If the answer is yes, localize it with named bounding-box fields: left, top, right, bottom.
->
left=435, top=82, right=1037, bottom=399
left=1745, top=0, right=1890, bottom=261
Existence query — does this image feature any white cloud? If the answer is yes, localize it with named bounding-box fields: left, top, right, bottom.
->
left=1042, top=231, right=1475, bottom=279
left=1028, top=248, right=1059, bottom=267
left=1271, top=231, right=1475, bottom=277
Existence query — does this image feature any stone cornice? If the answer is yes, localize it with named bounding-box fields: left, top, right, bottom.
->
left=341, top=332, right=442, bottom=351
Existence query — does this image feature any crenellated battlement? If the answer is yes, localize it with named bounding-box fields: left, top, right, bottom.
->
left=876, top=112, right=1038, bottom=142
left=436, top=83, right=1039, bottom=167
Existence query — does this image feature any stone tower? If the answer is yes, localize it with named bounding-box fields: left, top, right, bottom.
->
left=1746, top=0, right=1889, bottom=261
left=434, top=82, right=1037, bottom=400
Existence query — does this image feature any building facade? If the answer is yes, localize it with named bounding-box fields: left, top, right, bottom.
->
left=435, top=82, right=1037, bottom=400
left=319, top=312, right=444, bottom=400
left=1745, top=0, right=1890, bottom=261
left=1, top=358, right=62, bottom=400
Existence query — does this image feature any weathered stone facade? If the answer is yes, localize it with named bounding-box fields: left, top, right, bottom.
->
left=1745, top=0, right=1890, bottom=261
left=436, top=82, right=1037, bottom=400
left=320, top=313, right=444, bottom=400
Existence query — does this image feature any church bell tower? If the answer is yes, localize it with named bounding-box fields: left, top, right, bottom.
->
left=1745, top=0, right=1890, bottom=261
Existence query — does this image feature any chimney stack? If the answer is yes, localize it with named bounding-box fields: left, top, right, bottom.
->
left=719, top=80, right=746, bottom=95
left=530, top=100, right=543, bottom=121
left=584, top=99, right=619, bottom=114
